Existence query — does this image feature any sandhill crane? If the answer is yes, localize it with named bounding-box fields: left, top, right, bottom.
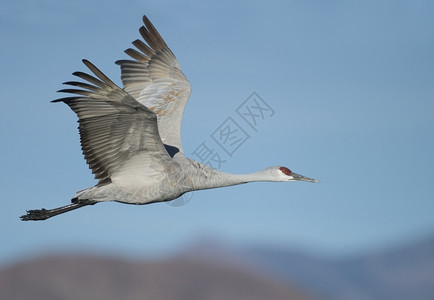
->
left=21, top=15, right=318, bottom=221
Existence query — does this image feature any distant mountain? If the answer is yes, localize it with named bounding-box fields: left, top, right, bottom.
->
left=2, top=237, right=433, bottom=300
left=0, top=255, right=319, bottom=300
left=183, top=238, right=434, bottom=300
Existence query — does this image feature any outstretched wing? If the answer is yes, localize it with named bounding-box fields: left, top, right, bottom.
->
left=115, top=15, right=191, bottom=156
left=55, top=59, right=176, bottom=185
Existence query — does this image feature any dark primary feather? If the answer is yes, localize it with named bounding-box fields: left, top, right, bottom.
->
left=114, top=15, right=191, bottom=154
left=132, top=39, right=154, bottom=58
left=114, top=15, right=188, bottom=100
left=54, top=59, right=171, bottom=184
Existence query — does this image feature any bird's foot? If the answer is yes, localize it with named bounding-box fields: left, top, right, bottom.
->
left=20, top=209, right=52, bottom=221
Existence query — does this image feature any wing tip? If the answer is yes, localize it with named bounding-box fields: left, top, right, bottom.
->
left=142, top=15, right=149, bottom=24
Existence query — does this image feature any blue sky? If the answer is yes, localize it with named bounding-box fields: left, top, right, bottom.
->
left=1, top=0, right=434, bottom=265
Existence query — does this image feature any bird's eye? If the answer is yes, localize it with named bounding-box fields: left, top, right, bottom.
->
left=279, top=167, right=292, bottom=176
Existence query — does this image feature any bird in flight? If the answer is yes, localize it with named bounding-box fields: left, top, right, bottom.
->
left=21, top=15, right=318, bottom=221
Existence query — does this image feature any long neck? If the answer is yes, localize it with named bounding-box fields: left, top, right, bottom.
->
left=185, top=160, right=274, bottom=191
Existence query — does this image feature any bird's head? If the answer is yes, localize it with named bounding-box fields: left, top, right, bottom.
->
left=271, top=166, right=319, bottom=183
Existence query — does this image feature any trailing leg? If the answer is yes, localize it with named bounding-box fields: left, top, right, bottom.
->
left=20, top=199, right=97, bottom=221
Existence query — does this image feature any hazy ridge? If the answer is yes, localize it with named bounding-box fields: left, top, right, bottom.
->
left=1, top=237, right=433, bottom=300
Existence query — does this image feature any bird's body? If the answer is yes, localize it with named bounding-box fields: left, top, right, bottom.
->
left=74, top=161, right=302, bottom=205
left=21, top=15, right=317, bottom=221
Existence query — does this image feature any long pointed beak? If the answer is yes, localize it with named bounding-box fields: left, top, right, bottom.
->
left=292, top=172, right=320, bottom=183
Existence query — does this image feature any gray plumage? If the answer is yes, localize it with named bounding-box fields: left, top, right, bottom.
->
left=21, top=15, right=317, bottom=221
